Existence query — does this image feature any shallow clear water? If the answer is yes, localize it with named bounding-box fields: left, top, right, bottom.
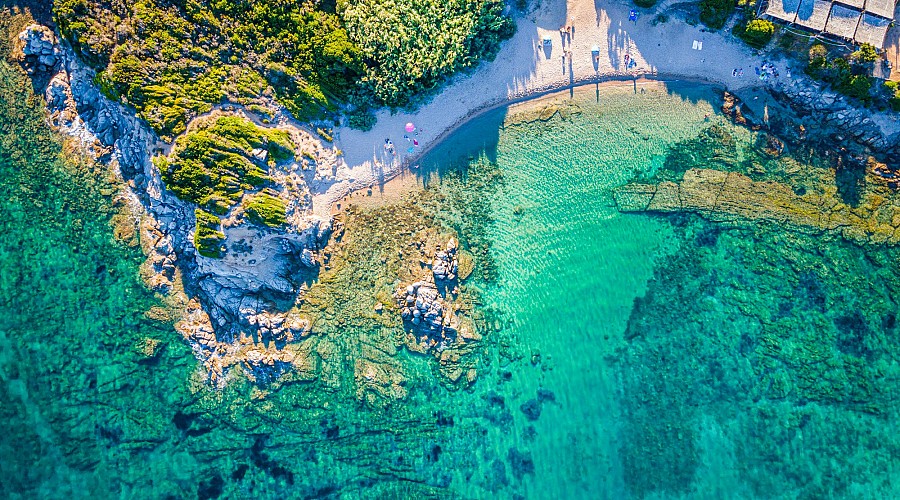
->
left=403, top=81, right=900, bottom=498
left=4, top=45, right=900, bottom=500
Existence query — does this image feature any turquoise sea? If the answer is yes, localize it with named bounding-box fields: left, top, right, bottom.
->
left=3, top=25, right=900, bottom=497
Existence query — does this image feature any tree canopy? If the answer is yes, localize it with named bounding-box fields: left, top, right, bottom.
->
left=53, top=0, right=514, bottom=139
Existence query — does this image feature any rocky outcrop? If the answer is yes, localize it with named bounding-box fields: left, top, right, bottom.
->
left=398, top=280, right=457, bottom=346
left=614, top=168, right=900, bottom=245
left=243, top=308, right=310, bottom=344
left=396, top=238, right=479, bottom=354
left=767, top=76, right=900, bottom=164
left=17, top=24, right=59, bottom=74
left=21, top=24, right=333, bottom=386
left=721, top=92, right=763, bottom=131
left=431, top=237, right=459, bottom=282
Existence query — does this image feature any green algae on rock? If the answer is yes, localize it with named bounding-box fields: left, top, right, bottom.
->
left=616, top=153, right=900, bottom=246
left=293, top=164, right=503, bottom=401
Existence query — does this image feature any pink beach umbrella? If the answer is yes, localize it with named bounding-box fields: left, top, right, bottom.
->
left=405, top=122, right=415, bottom=133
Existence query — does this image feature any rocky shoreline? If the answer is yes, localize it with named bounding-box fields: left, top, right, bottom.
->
left=764, top=72, right=900, bottom=164
left=615, top=84, right=900, bottom=245
left=18, top=24, right=337, bottom=387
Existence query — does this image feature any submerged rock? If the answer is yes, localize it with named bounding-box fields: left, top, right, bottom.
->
left=614, top=167, right=900, bottom=246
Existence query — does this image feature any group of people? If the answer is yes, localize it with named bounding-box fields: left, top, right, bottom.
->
left=560, top=23, right=575, bottom=66
left=384, top=128, right=424, bottom=157
left=559, top=24, right=575, bottom=44
left=755, top=62, right=785, bottom=81
left=731, top=68, right=745, bottom=77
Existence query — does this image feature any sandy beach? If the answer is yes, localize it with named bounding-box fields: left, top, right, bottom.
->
left=314, top=0, right=776, bottom=214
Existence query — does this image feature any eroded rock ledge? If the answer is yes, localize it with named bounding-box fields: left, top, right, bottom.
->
left=615, top=167, right=900, bottom=245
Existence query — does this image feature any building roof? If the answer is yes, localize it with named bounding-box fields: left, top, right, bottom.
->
left=863, top=0, right=896, bottom=19
left=825, top=4, right=863, bottom=38
left=763, top=0, right=898, bottom=49
left=795, top=0, right=833, bottom=29
left=855, top=12, right=892, bottom=47
left=765, top=0, right=802, bottom=22
left=835, top=0, right=866, bottom=8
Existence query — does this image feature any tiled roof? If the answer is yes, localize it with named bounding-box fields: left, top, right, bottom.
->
left=764, top=0, right=803, bottom=22
left=864, top=0, right=896, bottom=19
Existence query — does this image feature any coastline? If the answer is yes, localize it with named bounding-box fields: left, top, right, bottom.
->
left=331, top=76, right=728, bottom=212
left=403, top=73, right=728, bottom=173
left=319, top=0, right=900, bottom=216
left=17, top=0, right=900, bottom=387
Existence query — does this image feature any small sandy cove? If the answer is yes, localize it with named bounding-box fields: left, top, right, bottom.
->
left=313, top=0, right=772, bottom=214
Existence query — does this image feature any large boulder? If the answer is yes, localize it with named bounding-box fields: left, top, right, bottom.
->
left=18, top=24, right=60, bottom=74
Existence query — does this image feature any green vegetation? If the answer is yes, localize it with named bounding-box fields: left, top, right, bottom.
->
left=347, top=105, right=377, bottom=131
left=735, top=19, right=775, bottom=49
left=245, top=193, right=287, bottom=227
left=699, top=0, right=736, bottom=29
left=851, top=43, right=879, bottom=64
left=157, top=115, right=290, bottom=214
left=883, top=81, right=900, bottom=111
left=805, top=44, right=875, bottom=105
left=156, top=115, right=294, bottom=257
left=52, top=0, right=514, bottom=139
left=342, top=0, right=514, bottom=109
left=194, top=208, right=226, bottom=258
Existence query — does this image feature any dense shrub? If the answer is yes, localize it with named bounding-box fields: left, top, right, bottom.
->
left=347, top=106, right=377, bottom=131
left=158, top=116, right=291, bottom=214
left=53, top=0, right=514, bottom=137
left=634, top=0, right=659, bottom=8
left=850, top=43, right=879, bottom=64
left=341, top=0, right=515, bottom=108
left=837, top=74, right=873, bottom=102
left=245, top=193, right=287, bottom=227
left=804, top=45, right=875, bottom=105
left=194, top=209, right=226, bottom=258
left=736, top=19, right=775, bottom=49
left=699, top=0, right=735, bottom=29
left=884, top=81, right=900, bottom=111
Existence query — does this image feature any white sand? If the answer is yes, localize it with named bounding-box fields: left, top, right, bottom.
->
left=312, top=0, right=789, bottom=214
